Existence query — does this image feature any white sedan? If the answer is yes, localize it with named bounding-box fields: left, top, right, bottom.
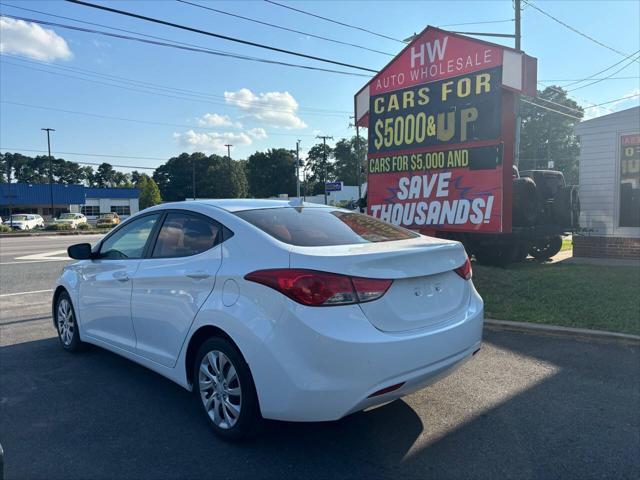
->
left=53, top=212, right=88, bottom=229
left=55, top=200, right=483, bottom=439
left=3, top=214, right=45, bottom=230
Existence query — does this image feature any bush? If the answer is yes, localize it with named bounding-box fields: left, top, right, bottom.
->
left=0, top=224, right=12, bottom=233
left=46, top=223, right=72, bottom=231
left=77, top=222, right=91, bottom=230
left=96, top=223, right=114, bottom=229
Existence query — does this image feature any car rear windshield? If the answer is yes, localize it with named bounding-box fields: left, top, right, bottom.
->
left=235, top=207, right=418, bottom=246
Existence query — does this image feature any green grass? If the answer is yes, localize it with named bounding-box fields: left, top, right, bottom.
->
left=473, top=262, right=640, bottom=335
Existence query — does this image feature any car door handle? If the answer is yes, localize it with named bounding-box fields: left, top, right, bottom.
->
left=114, top=272, right=130, bottom=282
left=186, top=271, right=210, bottom=280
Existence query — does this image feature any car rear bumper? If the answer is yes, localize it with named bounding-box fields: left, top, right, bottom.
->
left=253, top=285, right=484, bottom=422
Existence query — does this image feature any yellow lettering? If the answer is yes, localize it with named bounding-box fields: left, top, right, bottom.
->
left=476, top=73, right=491, bottom=94
left=374, top=97, right=385, bottom=114
left=460, top=107, right=478, bottom=141
left=441, top=81, right=453, bottom=101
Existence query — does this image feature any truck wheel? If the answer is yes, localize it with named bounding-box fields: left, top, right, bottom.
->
left=529, top=235, right=563, bottom=261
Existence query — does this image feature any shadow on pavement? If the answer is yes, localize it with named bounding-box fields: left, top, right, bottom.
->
left=0, top=330, right=638, bottom=479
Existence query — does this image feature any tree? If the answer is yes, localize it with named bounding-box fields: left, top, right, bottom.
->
left=305, top=143, right=335, bottom=195
left=154, top=152, right=248, bottom=201
left=136, top=174, right=162, bottom=209
left=519, top=86, right=584, bottom=184
left=95, top=163, right=117, bottom=187
left=333, top=136, right=367, bottom=186
left=246, top=148, right=297, bottom=197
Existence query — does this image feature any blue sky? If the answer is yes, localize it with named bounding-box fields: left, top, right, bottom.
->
left=1, top=0, right=639, bottom=173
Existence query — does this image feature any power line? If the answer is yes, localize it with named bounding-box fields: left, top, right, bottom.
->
left=568, top=54, right=640, bottom=92
left=539, top=76, right=639, bottom=82
left=437, top=18, right=514, bottom=28
left=522, top=0, right=633, bottom=59
left=64, top=0, right=379, bottom=73
left=536, top=84, right=615, bottom=114
left=1, top=147, right=166, bottom=163
left=1, top=14, right=372, bottom=79
left=175, top=0, right=395, bottom=56
left=1, top=53, right=352, bottom=116
left=263, top=0, right=405, bottom=44
left=1, top=60, right=354, bottom=124
left=0, top=3, right=362, bottom=81
left=582, top=93, right=640, bottom=109
left=523, top=92, right=640, bottom=115
left=520, top=98, right=582, bottom=120
left=0, top=101, right=324, bottom=137
left=558, top=50, right=640, bottom=88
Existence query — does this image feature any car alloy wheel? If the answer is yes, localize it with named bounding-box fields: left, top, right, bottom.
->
left=198, top=350, right=242, bottom=429
left=57, top=297, right=75, bottom=346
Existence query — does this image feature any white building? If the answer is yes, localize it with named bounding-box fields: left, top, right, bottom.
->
left=574, top=106, right=639, bottom=259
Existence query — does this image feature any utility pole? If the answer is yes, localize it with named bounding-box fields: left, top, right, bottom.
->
left=515, top=0, right=521, bottom=51
left=295, top=140, right=301, bottom=198
left=224, top=144, right=232, bottom=197
left=41, top=128, right=55, bottom=220
left=349, top=116, right=364, bottom=202
left=5, top=157, right=13, bottom=227
left=192, top=156, right=196, bottom=200
left=514, top=0, right=522, bottom=167
left=316, top=135, right=333, bottom=205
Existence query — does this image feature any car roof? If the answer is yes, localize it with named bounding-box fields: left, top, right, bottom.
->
left=185, top=198, right=332, bottom=213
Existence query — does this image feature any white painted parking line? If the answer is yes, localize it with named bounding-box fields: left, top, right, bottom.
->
left=15, top=250, right=69, bottom=261
left=0, top=260, right=69, bottom=265
left=0, top=289, right=54, bottom=298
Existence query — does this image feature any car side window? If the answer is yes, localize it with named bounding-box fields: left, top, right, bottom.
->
left=152, top=212, right=221, bottom=258
left=100, top=214, right=160, bottom=259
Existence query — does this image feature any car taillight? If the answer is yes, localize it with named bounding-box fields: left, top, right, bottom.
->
left=245, top=269, right=392, bottom=307
left=454, top=256, right=472, bottom=280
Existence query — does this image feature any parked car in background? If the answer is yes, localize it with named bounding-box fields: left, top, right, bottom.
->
left=53, top=213, right=87, bottom=229
left=3, top=214, right=45, bottom=230
left=96, top=212, right=120, bottom=228
left=55, top=199, right=483, bottom=440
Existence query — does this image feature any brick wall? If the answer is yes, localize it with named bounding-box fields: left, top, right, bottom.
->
left=573, top=236, right=640, bottom=259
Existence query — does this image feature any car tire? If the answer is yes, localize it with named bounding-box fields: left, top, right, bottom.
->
left=193, top=337, right=261, bottom=441
left=55, top=291, right=83, bottom=352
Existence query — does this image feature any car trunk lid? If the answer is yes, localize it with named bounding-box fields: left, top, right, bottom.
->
left=289, top=236, right=470, bottom=332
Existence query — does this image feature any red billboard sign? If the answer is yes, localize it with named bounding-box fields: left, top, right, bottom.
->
left=356, top=27, right=536, bottom=234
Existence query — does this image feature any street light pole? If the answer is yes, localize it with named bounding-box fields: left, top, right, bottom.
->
left=316, top=135, right=333, bottom=205
left=224, top=144, right=233, bottom=197
left=41, top=128, right=55, bottom=219
left=192, top=156, right=196, bottom=200
left=295, top=140, right=301, bottom=198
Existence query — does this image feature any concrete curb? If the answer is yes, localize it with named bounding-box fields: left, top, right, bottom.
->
left=485, top=318, right=640, bottom=344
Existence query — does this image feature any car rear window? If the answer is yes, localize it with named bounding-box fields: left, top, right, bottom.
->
left=235, top=207, right=418, bottom=246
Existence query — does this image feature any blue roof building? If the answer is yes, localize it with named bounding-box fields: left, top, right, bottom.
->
left=0, top=183, right=139, bottom=220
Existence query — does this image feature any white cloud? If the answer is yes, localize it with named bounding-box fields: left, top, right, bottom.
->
left=224, top=88, right=307, bottom=129
left=246, top=127, right=267, bottom=140
left=197, top=113, right=241, bottom=128
left=0, top=18, right=72, bottom=62
left=174, top=128, right=268, bottom=153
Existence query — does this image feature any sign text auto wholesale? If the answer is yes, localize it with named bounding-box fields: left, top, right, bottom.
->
left=356, top=27, right=537, bottom=233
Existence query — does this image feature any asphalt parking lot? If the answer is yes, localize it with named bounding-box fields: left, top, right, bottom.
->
left=1, top=235, right=639, bottom=479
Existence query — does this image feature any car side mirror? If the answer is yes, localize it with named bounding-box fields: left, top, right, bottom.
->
left=67, top=243, right=93, bottom=260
